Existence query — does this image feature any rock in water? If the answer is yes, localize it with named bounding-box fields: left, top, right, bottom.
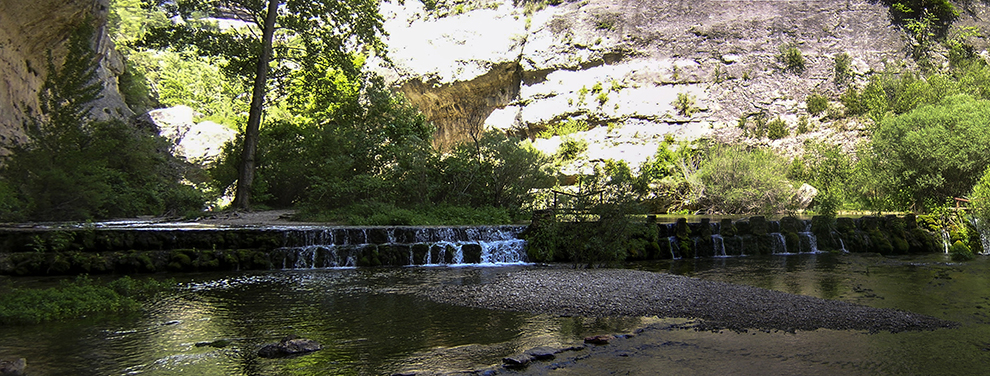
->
left=584, top=335, right=614, bottom=345
left=257, top=335, right=322, bottom=358
left=0, top=358, right=26, bottom=376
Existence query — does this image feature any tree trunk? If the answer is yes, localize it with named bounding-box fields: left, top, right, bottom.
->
left=233, top=0, right=279, bottom=210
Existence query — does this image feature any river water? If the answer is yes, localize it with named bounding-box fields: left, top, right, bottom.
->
left=1, top=253, right=989, bottom=375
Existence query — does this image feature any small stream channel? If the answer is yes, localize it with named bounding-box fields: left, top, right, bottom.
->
left=1, top=253, right=989, bottom=374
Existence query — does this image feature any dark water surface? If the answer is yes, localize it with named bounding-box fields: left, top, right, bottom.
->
left=2, top=253, right=989, bottom=375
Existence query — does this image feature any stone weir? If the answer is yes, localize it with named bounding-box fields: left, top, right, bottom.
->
left=0, top=225, right=527, bottom=276
left=641, top=215, right=943, bottom=260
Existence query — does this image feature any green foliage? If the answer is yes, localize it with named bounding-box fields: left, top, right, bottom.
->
left=834, top=52, right=853, bottom=84
left=536, top=162, right=645, bottom=267
left=697, top=145, right=795, bottom=214
left=673, top=92, right=700, bottom=117
left=857, top=94, right=990, bottom=211
left=129, top=49, right=249, bottom=125
left=302, top=202, right=514, bottom=226
left=635, top=140, right=704, bottom=214
left=434, top=131, right=554, bottom=213
left=0, top=22, right=203, bottom=221
left=556, top=136, right=588, bottom=162
left=883, top=0, right=958, bottom=38
left=804, top=142, right=852, bottom=220
left=796, top=115, right=810, bottom=134
left=842, top=66, right=961, bottom=124
left=840, top=86, right=863, bottom=116
left=766, top=117, right=789, bottom=140
left=592, top=12, right=619, bottom=31
left=972, top=166, right=990, bottom=222
left=538, top=118, right=588, bottom=138
left=212, top=72, right=436, bottom=209
left=143, top=0, right=387, bottom=84
left=806, top=93, right=830, bottom=117
left=778, top=44, right=806, bottom=74
left=0, top=275, right=173, bottom=325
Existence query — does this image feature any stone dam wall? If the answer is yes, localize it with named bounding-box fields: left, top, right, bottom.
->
left=0, top=214, right=953, bottom=276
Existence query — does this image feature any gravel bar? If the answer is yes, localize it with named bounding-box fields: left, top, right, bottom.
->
left=423, top=268, right=957, bottom=333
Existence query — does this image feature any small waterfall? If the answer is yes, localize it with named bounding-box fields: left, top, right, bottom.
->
left=798, top=232, right=819, bottom=253
left=712, top=234, right=726, bottom=257
left=839, top=238, right=848, bottom=253
left=971, top=217, right=990, bottom=255
left=941, top=229, right=951, bottom=254
left=668, top=236, right=681, bottom=259
left=274, top=226, right=527, bottom=269
left=770, top=233, right=787, bottom=254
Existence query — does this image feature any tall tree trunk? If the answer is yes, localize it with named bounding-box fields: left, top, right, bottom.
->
left=233, top=0, right=279, bottom=210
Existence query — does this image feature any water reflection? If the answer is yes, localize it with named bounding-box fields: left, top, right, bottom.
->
left=3, top=255, right=990, bottom=375
left=0, top=267, right=650, bottom=375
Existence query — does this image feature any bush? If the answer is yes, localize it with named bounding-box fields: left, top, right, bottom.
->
left=697, top=145, right=796, bottom=214
left=766, top=117, right=789, bottom=140
left=539, top=118, right=588, bottom=138
left=840, top=86, right=863, bottom=116
left=556, top=136, right=588, bottom=162
left=796, top=115, right=810, bottom=134
left=970, top=166, right=990, bottom=221
left=778, top=44, right=806, bottom=74
left=857, top=94, right=990, bottom=210
left=834, top=52, right=853, bottom=84
left=806, top=94, right=830, bottom=116
left=673, top=92, right=700, bottom=117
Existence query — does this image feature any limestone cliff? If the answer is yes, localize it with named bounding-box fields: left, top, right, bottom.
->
left=379, top=0, right=990, bottom=170
left=0, top=0, right=131, bottom=155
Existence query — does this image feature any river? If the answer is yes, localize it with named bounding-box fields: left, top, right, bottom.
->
left=1, top=252, right=988, bottom=375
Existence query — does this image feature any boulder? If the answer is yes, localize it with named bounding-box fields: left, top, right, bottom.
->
left=793, top=184, right=819, bottom=210
left=257, top=335, right=322, bottom=358
left=138, top=106, right=237, bottom=165
left=0, top=358, right=25, bottom=376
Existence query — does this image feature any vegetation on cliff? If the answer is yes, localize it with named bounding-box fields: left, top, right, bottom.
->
left=0, top=22, right=202, bottom=222
left=3, top=0, right=990, bottom=231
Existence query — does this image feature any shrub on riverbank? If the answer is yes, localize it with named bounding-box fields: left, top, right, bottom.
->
left=0, top=275, right=174, bottom=325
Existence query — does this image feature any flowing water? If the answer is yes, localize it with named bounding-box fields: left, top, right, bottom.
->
left=1, top=253, right=989, bottom=375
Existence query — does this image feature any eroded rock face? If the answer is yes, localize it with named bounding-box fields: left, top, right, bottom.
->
left=377, top=0, right=988, bottom=170
left=0, top=0, right=131, bottom=156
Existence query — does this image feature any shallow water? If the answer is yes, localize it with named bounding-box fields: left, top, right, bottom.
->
left=1, top=254, right=989, bottom=375
left=0, top=266, right=650, bottom=375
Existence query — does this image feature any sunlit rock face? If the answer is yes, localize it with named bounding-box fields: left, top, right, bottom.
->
left=378, top=0, right=957, bottom=171
left=0, top=0, right=130, bottom=156
left=137, top=106, right=237, bottom=166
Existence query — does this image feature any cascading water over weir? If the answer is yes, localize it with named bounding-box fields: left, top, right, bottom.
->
left=655, top=216, right=823, bottom=259
left=271, top=226, right=528, bottom=268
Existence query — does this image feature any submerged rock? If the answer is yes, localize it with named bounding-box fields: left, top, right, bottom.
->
left=584, top=335, right=614, bottom=345
left=257, top=335, right=322, bottom=358
left=195, top=339, right=231, bottom=348
left=0, top=358, right=25, bottom=376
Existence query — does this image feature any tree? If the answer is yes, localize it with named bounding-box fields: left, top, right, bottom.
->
left=142, top=0, right=387, bottom=209
left=859, top=94, right=990, bottom=211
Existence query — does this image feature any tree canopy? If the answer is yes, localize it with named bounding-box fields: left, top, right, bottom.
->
left=141, top=0, right=388, bottom=209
